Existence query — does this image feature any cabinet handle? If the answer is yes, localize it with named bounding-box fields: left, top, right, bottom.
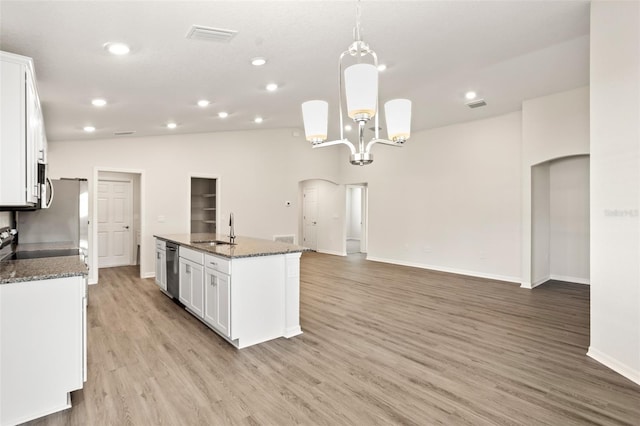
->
left=211, top=276, right=216, bottom=286
left=186, top=265, right=191, bottom=274
left=209, top=262, right=217, bottom=266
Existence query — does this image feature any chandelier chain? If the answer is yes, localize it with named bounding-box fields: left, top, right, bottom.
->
left=355, top=0, right=362, bottom=42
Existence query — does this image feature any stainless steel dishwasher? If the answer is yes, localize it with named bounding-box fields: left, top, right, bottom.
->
left=165, top=242, right=179, bottom=299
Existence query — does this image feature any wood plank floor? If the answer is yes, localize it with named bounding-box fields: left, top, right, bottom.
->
left=26, top=253, right=639, bottom=425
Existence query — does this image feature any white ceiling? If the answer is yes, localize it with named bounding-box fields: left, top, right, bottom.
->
left=0, top=0, right=590, bottom=142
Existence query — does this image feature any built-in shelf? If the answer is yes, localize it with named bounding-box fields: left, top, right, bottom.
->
left=191, top=177, right=217, bottom=233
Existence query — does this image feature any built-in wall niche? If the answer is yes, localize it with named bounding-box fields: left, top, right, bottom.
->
left=531, top=155, right=590, bottom=286
left=190, top=177, right=217, bottom=234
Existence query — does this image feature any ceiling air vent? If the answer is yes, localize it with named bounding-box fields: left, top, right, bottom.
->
left=114, top=131, right=136, bottom=136
left=466, top=99, right=487, bottom=109
left=186, top=25, right=238, bottom=43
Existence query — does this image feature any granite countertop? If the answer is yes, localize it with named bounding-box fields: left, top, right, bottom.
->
left=155, top=233, right=310, bottom=259
left=0, top=256, right=88, bottom=284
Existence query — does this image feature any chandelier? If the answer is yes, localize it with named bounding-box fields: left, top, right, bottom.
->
left=301, top=1, right=412, bottom=166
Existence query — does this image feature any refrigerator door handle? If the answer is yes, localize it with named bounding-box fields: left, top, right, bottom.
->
left=44, top=177, right=54, bottom=208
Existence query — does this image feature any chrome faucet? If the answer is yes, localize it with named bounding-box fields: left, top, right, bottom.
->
left=229, top=212, right=235, bottom=243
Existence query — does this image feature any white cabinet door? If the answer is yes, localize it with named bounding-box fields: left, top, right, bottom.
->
left=0, top=53, right=37, bottom=207
left=179, top=257, right=204, bottom=317
left=179, top=257, right=191, bottom=306
left=25, top=74, right=39, bottom=203
left=155, top=248, right=166, bottom=291
left=190, top=262, right=204, bottom=317
left=0, top=276, right=85, bottom=425
left=204, top=268, right=231, bottom=337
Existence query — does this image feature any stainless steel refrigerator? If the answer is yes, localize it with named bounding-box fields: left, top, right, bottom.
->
left=17, top=178, right=89, bottom=260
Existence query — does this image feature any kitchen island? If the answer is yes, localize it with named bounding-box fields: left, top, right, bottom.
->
left=0, top=249, right=88, bottom=426
left=154, top=233, right=308, bottom=348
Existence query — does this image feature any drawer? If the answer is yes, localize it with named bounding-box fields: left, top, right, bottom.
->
left=204, top=253, right=230, bottom=275
left=155, top=239, right=166, bottom=250
left=180, top=246, right=204, bottom=265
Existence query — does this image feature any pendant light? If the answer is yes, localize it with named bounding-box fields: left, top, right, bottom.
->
left=301, top=0, right=412, bottom=165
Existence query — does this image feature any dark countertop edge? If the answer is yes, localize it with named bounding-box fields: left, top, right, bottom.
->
left=1, top=270, right=87, bottom=285
left=154, top=234, right=310, bottom=259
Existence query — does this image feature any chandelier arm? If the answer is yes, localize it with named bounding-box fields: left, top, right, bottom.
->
left=365, top=138, right=402, bottom=153
left=313, top=139, right=357, bottom=155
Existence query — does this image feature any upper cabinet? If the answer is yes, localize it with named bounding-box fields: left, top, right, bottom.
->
left=0, top=51, right=47, bottom=209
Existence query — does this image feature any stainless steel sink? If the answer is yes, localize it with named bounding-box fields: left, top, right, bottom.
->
left=191, top=240, right=236, bottom=246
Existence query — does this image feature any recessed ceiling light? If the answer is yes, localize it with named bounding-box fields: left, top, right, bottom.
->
left=254, top=117, right=263, bottom=124
left=104, top=42, right=130, bottom=55
left=377, top=64, right=387, bottom=72
left=83, top=126, right=96, bottom=133
left=167, top=122, right=177, bottom=129
left=266, top=83, right=278, bottom=92
left=197, top=100, right=210, bottom=107
left=251, top=57, right=267, bottom=66
left=218, top=112, right=229, bottom=118
left=344, top=125, right=352, bottom=132
left=91, top=98, right=107, bottom=107
left=465, top=91, right=477, bottom=100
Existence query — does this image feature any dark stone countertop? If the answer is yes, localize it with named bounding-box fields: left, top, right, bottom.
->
left=155, top=233, right=310, bottom=259
left=0, top=255, right=88, bottom=284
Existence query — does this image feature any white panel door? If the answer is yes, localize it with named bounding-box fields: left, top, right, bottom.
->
left=97, top=180, right=132, bottom=268
left=302, top=187, right=318, bottom=250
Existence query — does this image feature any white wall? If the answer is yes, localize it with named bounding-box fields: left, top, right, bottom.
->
left=549, top=156, right=590, bottom=284
left=521, top=86, right=590, bottom=287
left=531, top=163, right=550, bottom=286
left=48, top=128, right=341, bottom=282
left=340, top=112, right=523, bottom=282
left=588, top=0, right=640, bottom=385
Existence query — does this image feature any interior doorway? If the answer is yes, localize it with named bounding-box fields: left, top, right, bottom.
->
left=93, top=169, right=144, bottom=283
left=302, top=186, right=318, bottom=250
left=346, top=184, right=367, bottom=254
left=97, top=178, right=132, bottom=268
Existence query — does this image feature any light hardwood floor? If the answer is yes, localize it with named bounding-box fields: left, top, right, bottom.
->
left=26, top=253, right=639, bottom=425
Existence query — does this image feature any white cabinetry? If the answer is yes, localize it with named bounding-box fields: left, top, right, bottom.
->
left=155, top=239, right=167, bottom=291
left=0, top=276, right=86, bottom=425
left=0, top=51, right=46, bottom=208
left=179, top=247, right=204, bottom=317
left=204, top=254, right=231, bottom=337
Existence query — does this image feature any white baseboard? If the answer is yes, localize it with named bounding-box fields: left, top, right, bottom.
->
left=318, top=249, right=347, bottom=257
left=142, top=271, right=155, bottom=279
left=530, top=276, right=550, bottom=289
left=365, top=256, right=519, bottom=284
left=587, top=347, right=640, bottom=386
left=550, top=274, right=590, bottom=285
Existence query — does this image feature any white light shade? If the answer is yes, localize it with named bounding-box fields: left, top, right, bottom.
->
left=384, top=99, right=412, bottom=141
left=344, top=63, right=378, bottom=120
left=301, top=100, right=328, bottom=142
